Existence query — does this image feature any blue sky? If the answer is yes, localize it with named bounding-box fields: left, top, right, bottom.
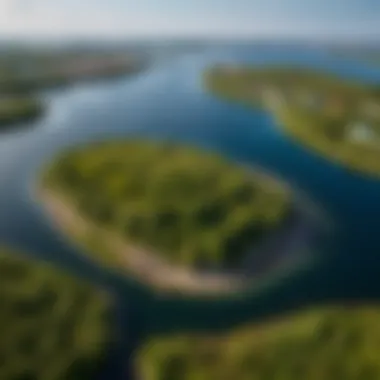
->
left=0, top=0, right=379, bottom=40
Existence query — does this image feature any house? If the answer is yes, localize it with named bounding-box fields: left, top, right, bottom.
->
left=347, top=121, right=376, bottom=143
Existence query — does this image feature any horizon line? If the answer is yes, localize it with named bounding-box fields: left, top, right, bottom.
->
left=0, top=34, right=379, bottom=44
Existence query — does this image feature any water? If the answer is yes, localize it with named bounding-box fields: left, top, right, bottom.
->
left=1, top=45, right=380, bottom=377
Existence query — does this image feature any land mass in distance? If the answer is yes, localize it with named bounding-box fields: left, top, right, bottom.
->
left=0, top=49, right=146, bottom=129
left=205, top=65, right=380, bottom=177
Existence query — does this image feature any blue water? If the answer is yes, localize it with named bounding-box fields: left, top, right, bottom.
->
left=1, top=44, right=380, bottom=378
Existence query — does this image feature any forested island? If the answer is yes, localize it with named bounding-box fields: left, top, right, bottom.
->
left=138, top=306, right=380, bottom=380
left=0, top=49, right=146, bottom=130
left=40, top=140, right=291, bottom=293
left=0, top=246, right=112, bottom=380
left=205, top=66, right=380, bottom=177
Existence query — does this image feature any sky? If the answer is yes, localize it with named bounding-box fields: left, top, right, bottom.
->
left=0, top=0, right=379, bottom=41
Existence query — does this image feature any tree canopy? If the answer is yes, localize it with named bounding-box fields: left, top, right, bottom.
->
left=0, top=247, right=112, bottom=380
left=44, top=140, right=290, bottom=268
left=138, top=306, right=380, bottom=380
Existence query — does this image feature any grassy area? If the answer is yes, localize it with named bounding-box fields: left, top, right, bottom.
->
left=0, top=97, right=43, bottom=128
left=42, top=140, right=290, bottom=270
left=0, top=246, right=112, bottom=380
left=205, top=66, right=380, bottom=177
left=137, top=306, right=380, bottom=380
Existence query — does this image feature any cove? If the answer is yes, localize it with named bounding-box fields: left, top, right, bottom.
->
left=1, top=45, right=380, bottom=378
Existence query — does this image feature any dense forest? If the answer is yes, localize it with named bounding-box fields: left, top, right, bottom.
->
left=205, top=66, right=380, bottom=177
left=43, top=140, right=290, bottom=269
left=138, top=306, right=380, bottom=380
left=0, top=247, right=112, bottom=380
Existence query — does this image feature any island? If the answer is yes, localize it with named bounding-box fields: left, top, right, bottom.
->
left=0, top=246, right=112, bottom=380
left=137, top=306, right=380, bottom=380
left=205, top=66, right=380, bottom=177
left=40, top=139, right=291, bottom=294
left=0, top=49, right=147, bottom=129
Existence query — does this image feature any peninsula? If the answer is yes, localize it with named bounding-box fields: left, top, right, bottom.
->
left=0, top=246, right=112, bottom=380
left=205, top=66, right=380, bottom=177
left=0, top=49, right=146, bottom=130
left=40, top=140, right=291, bottom=294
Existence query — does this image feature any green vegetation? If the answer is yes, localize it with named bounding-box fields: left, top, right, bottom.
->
left=0, top=246, right=112, bottom=380
left=0, top=49, right=144, bottom=95
left=43, top=140, right=290, bottom=269
left=0, top=97, right=43, bottom=128
left=0, top=48, right=146, bottom=129
left=205, top=66, right=380, bottom=177
left=138, top=306, right=380, bottom=380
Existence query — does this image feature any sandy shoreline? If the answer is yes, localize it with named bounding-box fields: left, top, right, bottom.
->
left=37, top=186, right=322, bottom=296
left=38, top=188, right=246, bottom=295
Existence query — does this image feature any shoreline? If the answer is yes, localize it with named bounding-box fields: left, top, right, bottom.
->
left=205, top=67, right=380, bottom=179
left=0, top=60, right=146, bottom=131
left=38, top=187, right=245, bottom=296
left=37, top=184, right=322, bottom=297
left=275, top=109, right=380, bottom=179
